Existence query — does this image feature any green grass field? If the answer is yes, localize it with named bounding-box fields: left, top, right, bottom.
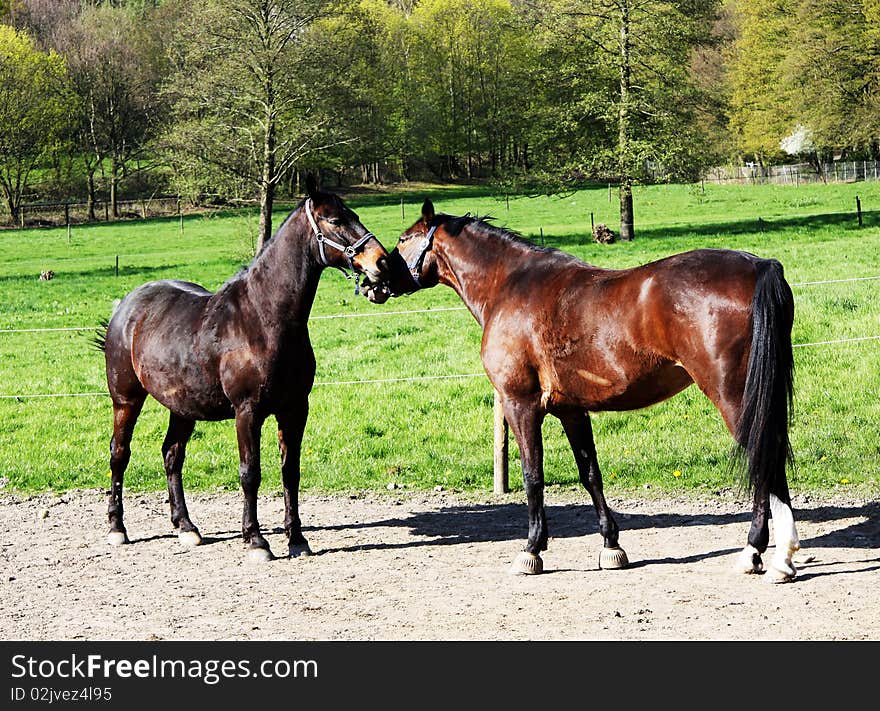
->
left=1, top=181, right=879, bottom=498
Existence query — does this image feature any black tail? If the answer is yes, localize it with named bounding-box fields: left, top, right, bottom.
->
left=90, top=318, right=109, bottom=352
left=735, top=259, right=795, bottom=495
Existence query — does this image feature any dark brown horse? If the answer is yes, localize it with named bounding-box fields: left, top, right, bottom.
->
left=97, top=177, right=390, bottom=562
left=369, top=199, right=800, bottom=582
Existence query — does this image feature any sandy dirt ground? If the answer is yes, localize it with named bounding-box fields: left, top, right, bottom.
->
left=1, top=488, right=878, bottom=641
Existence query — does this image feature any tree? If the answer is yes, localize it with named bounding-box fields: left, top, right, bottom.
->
left=0, top=25, right=72, bottom=225
left=51, top=2, right=167, bottom=219
left=163, top=0, right=330, bottom=252
left=728, top=0, right=880, bottom=165
left=294, top=0, right=407, bottom=185
left=406, top=0, right=534, bottom=179
left=524, top=0, right=721, bottom=240
left=785, top=0, right=880, bottom=158
left=727, top=0, right=797, bottom=163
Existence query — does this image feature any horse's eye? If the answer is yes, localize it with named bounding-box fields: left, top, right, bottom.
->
left=326, top=217, right=340, bottom=226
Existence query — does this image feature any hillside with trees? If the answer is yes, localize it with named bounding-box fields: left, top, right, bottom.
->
left=1, top=0, right=878, bottom=239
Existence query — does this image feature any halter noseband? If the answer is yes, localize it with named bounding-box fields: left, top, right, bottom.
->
left=406, top=223, right=439, bottom=288
left=305, top=197, right=376, bottom=294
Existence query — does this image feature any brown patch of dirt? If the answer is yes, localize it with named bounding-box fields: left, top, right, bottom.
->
left=1, top=489, right=878, bottom=640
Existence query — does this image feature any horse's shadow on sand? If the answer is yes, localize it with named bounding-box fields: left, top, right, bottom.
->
left=154, top=500, right=879, bottom=576
left=300, top=501, right=880, bottom=577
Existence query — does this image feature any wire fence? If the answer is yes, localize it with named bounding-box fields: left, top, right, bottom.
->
left=1, top=271, right=877, bottom=399
left=14, top=196, right=187, bottom=228
left=702, top=160, right=880, bottom=186
left=1, top=273, right=878, bottom=335
left=0, top=334, right=877, bottom=401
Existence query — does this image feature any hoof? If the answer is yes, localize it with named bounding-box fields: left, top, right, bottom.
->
left=510, top=551, right=543, bottom=575
left=734, top=545, right=763, bottom=575
left=289, top=543, right=313, bottom=558
left=246, top=547, right=273, bottom=563
left=177, top=530, right=202, bottom=547
left=599, top=546, right=629, bottom=569
left=107, top=530, right=128, bottom=546
left=765, top=557, right=796, bottom=583
left=765, top=565, right=796, bottom=584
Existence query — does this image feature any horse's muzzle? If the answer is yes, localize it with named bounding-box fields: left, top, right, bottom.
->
left=357, top=253, right=392, bottom=303
left=361, top=275, right=392, bottom=303
left=361, top=249, right=417, bottom=302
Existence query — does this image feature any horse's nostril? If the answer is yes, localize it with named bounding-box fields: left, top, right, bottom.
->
left=377, top=255, right=390, bottom=277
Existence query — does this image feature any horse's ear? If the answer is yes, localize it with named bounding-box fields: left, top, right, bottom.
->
left=421, top=199, right=435, bottom=224
left=306, top=174, right=319, bottom=199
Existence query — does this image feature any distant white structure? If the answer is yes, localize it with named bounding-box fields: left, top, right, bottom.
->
left=780, top=125, right=815, bottom=155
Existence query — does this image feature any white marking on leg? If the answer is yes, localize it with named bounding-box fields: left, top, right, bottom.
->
left=734, top=544, right=762, bottom=574
left=768, top=494, right=799, bottom=580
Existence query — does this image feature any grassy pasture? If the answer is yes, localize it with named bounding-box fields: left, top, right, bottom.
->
left=1, top=181, right=878, bottom=497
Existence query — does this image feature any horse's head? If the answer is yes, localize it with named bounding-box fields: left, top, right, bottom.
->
left=375, top=198, right=443, bottom=300
left=303, top=176, right=391, bottom=298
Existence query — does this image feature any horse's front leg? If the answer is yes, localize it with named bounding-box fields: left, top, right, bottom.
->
left=235, top=404, right=272, bottom=562
left=501, top=395, right=548, bottom=575
left=558, top=410, right=628, bottom=569
left=277, top=404, right=312, bottom=558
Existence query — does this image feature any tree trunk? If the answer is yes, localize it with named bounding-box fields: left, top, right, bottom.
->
left=619, top=180, right=634, bottom=241
left=87, top=171, right=97, bottom=222
left=3, top=191, right=20, bottom=227
left=110, top=157, right=119, bottom=218
left=617, top=0, right=634, bottom=241
left=257, top=79, right=277, bottom=254
left=258, top=178, right=274, bottom=254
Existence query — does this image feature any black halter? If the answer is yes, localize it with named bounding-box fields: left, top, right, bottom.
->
left=406, top=222, right=439, bottom=288
left=305, top=198, right=375, bottom=294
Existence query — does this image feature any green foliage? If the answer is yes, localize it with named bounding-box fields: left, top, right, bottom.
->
left=0, top=24, right=73, bottom=223
left=521, top=0, right=723, bottom=185
left=53, top=2, right=168, bottom=216
left=3, top=0, right=879, bottom=221
left=160, top=0, right=328, bottom=199
left=728, top=0, right=880, bottom=161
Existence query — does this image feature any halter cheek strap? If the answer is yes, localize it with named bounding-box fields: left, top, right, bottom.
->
left=406, top=223, right=439, bottom=288
left=305, top=198, right=376, bottom=294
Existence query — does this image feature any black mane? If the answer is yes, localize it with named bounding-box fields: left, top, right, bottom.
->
left=442, top=213, right=557, bottom=254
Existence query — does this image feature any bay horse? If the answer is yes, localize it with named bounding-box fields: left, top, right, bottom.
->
left=96, top=177, right=390, bottom=562
left=367, top=199, right=800, bottom=582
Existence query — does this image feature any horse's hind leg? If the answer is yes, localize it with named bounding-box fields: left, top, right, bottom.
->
left=701, top=379, right=800, bottom=581
left=767, top=476, right=800, bottom=582
left=737, top=475, right=799, bottom=582
left=277, top=405, right=311, bottom=558
left=235, top=404, right=272, bottom=562
left=107, top=396, right=145, bottom=545
left=162, top=413, right=201, bottom=547
left=558, top=410, right=628, bottom=569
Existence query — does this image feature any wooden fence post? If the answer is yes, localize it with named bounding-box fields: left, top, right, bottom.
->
left=856, top=196, right=862, bottom=227
left=493, top=390, right=509, bottom=494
